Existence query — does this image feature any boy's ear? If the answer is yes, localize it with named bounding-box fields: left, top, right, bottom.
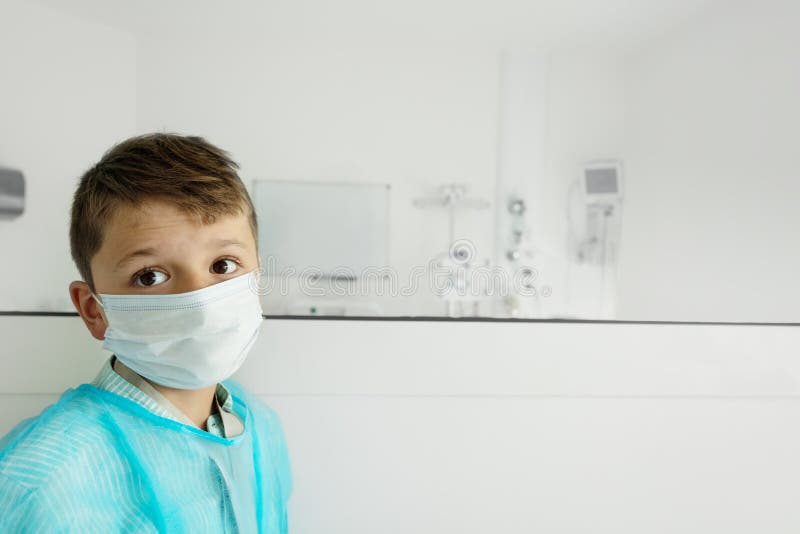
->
left=69, top=280, right=108, bottom=341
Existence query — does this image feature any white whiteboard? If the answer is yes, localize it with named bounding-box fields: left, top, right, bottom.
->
left=252, top=180, right=390, bottom=276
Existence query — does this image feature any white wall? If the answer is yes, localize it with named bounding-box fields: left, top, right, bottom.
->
left=135, top=35, right=499, bottom=317
left=3, top=0, right=800, bottom=323
left=0, top=2, right=137, bottom=311
left=132, top=31, right=634, bottom=319
left=3, top=315, right=800, bottom=533
left=618, top=0, right=800, bottom=322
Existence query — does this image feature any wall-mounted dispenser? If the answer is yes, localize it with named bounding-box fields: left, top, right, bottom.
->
left=0, top=167, right=25, bottom=220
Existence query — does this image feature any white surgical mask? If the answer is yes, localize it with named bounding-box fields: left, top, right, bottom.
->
left=93, top=270, right=264, bottom=390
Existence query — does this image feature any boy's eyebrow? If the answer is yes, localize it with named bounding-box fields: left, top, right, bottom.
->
left=115, top=247, right=159, bottom=271
left=212, top=238, right=247, bottom=248
left=114, top=240, right=246, bottom=271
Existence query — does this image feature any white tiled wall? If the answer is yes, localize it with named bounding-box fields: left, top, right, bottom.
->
left=2, top=316, right=800, bottom=533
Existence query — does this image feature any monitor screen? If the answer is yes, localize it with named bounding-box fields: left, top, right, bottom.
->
left=585, top=167, right=619, bottom=195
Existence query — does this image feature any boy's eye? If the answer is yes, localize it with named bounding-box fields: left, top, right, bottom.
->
left=134, top=270, right=168, bottom=287
left=212, top=258, right=239, bottom=275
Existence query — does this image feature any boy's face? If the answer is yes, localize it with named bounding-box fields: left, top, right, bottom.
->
left=70, top=198, right=260, bottom=340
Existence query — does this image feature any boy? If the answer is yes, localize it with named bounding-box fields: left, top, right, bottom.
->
left=0, top=134, right=291, bottom=532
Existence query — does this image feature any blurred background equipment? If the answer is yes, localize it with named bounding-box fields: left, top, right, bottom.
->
left=0, top=167, right=24, bottom=220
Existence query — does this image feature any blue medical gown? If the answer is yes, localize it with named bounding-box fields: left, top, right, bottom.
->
left=0, top=380, right=291, bottom=533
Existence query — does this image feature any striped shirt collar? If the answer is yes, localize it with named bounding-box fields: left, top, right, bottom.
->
left=91, top=356, right=243, bottom=437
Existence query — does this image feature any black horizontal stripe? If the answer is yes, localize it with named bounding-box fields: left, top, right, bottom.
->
left=0, top=311, right=797, bottom=327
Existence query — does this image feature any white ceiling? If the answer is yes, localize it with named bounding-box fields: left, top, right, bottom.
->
left=37, top=0, right=725, bottom=51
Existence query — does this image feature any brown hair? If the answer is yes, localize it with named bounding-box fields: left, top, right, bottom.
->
left=69, top=133, right=258, bottom=290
